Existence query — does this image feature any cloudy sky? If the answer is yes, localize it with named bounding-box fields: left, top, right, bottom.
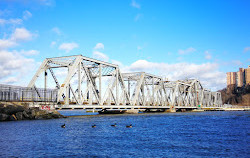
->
left=0, top=0, right=249, bottom=91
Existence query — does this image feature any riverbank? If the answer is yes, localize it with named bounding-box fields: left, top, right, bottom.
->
left=0, top=102, right=65, bottom=121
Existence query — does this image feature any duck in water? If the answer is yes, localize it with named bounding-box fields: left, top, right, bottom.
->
left=126, top=124, right=132, bottom=128
left=61, top=124, right=65, bottom=128
left=111, top=123, right=117, bottom=127
left=92, top=124, right=96, bottom=128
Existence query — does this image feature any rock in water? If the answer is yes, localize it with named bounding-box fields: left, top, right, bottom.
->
left=0, top=102, right=66, bottom=121
left=0, top=104, right=5, bottom=113
left=30, top=109, right=36, bottom=119
left=23, top=111, right=29, bottom=119
left=4, top=105, right=25, bottom=115
left=16, top=112, right=23, bottom=120
left=52, top=114, right=60, bottom=118
left=0, top=113, right=10, bottom=121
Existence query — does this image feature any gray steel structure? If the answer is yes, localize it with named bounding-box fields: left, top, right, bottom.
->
left=28, top=55, right=222, bottom=109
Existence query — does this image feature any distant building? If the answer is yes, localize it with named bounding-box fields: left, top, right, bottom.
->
left=227, top=65, right=250, bottom=87
left=227, top=72, right=236, bottom=85
left=237, top=68, right=244, bottom=87
left=246, top=65, right=250, bottom=85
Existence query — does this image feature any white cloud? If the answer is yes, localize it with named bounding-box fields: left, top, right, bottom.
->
left=92, top=43, right=108, bottom=62
left=134, top=14, right=143, bottom=22
left=90, top=48, right=226, bottom=90
left=0, top=50, right=35, bottom=84
left=0, top=39, right=17, bottom=50
left=178, top=47, right=196, bottom=55
left=51, top=27, right=61, bottom=35
left=244, top=47, right=250, bottom=52
left=55, top=69, right=68, bottom=77
left=20, top=49, right=40, bottom=56
left=0, top=25, right=37, bottom=85
left=93, top=51, right=109, bottom=62
left=2, top=77, right=19, bottom=85
left=0, top=28, right=35, bottom=50
left=111, top=59, right=123, bottom=67
left=11, top=28, right=33, bottom=41
left=89, top=49, right=226, bottom=90
left=0, top=18, right=23, bottom=25
left=59, top=42, right=79, bottom=52
left=94, top=43, right=104, bottom=50
left=205, top=51, right=212, bottom=60
left=23, top=10, right=32, bottom=20
left=131, top=0, right=140, bottom=9
left=50, top=41, right=56, bottom=47
left=124, top=60, right=226, bottom=90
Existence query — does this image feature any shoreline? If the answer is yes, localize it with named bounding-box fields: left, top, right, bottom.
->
left=0, top=103, right=66, bottom=122
left=1, top=102, right=249, bottom=122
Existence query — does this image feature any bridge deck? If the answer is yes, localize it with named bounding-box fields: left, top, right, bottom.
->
left=55, top=104, right=223, bottom=110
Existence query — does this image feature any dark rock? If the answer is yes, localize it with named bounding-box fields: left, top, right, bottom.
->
left=23, top=111, right=29, bottom=118
left=0, top=113, right=10, bottom=121
left=16, top=112, right=23, bottom=120
left=24, top=108, right=30, bottom=114
left=3, top=105, right=25, bottom=115
left=0, top=103, right=66, bottom=121
left=34, top=115, right=43, bottom=120
left=52, top=113, right=60, bottom=118
left=45, top=114, right=52, bottom=119
left=30, top=110, right=36, bottom=119
left=0, top=107, right=5, bottom=113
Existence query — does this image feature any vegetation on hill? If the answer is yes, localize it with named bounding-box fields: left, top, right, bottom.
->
left=219, top=85, right=250, bottom=106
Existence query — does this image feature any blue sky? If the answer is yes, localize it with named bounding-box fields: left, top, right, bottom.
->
left=0, top=0, right=249, bottom=90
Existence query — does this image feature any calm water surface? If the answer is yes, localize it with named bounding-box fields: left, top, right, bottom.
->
left=0, top=111, right=249, bottom=158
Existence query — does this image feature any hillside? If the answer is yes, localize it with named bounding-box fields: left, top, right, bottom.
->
left=219, top=85, right=250, bottom=106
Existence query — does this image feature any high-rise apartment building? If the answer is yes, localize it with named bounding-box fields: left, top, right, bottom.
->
left=227, top=66, right=250, bottom=87
left=227, top=72, right=236, bottom=85
left=245, top=65, right=250, bottom=85
left=237, top=68, right=244, bottom=87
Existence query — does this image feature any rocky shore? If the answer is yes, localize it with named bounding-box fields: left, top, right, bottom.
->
left=0, top=102, right=66, bottom=121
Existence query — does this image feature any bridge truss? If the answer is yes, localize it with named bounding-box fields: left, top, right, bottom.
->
left=28, top=55, right=222, bottom=109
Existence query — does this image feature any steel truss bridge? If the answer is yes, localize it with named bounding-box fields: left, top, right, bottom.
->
left=28, top=55, right=222, bottom=111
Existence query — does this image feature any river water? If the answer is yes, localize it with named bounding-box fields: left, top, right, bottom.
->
left=0, top=111, right=249, bottom=158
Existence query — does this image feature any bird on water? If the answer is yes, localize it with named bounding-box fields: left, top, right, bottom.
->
left=111, top=123, right=117, bottom=127
left=92, top=124, right=96, bottom=128
left=126, top=124, right=132, bottom=128
left=61, top=124, right=65, bottom=128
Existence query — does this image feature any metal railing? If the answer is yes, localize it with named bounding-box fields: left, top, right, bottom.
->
left=0, top=84, right=58, bottom=102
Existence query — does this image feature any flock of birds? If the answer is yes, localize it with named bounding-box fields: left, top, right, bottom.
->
left=61, top=123, right=132, bottom=128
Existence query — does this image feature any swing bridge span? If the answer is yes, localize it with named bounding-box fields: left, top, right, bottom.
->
left=27, top=55, right=223, bottom=111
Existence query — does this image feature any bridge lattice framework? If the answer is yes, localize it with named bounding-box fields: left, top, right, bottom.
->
left=28, top=55, right=222, bottom=109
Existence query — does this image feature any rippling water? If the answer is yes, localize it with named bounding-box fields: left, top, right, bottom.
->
left=0, top=111, right=249, bottom=158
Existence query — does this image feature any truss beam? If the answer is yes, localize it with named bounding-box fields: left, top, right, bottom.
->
left=28, top=55, right=222, bottom=108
